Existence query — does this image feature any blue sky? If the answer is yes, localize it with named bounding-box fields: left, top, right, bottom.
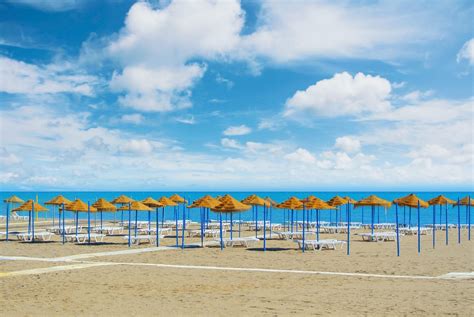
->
left=0, top=0, right=473, bottom=191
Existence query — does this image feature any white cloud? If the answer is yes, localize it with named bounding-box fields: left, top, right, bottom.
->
left=106, top=0, right=244, bottom=112
left=0, top=147, right=21, bottom=165
left=221, top=138, right=243, bottom=150
left=400, top=90, right=434, bottom=103
left=457, top=38, right=474, bottom=65
left=223, top=124, right=252, bottom=136
left=119, top=139, right=154, bottom=154
left=285, top=148, right=316, bottom=164
left=335, top=136, right=361, bottom=153
left=8, top=0, right=81, bottom=11
left=0, top=56, right=97, bottom=96
left=120, top=114, right=144, bottom=124
left=216, top=73, right=234, bottom=88
left=285, top=72, right=392, bottom=118
left=175, top=115, right=196, bottom=125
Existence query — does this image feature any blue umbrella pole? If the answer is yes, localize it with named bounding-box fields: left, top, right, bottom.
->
left=175, top=206, right=179, bottom=247
left=230, top=212, right=233, bottom=240
left=134, top=210, right=138, bottom=237
left=88, top=202, right=91, bottom=245
left=128, top=203, right=131, bottom=247
left=409, top=207, right=412, bottom=228
left=432, top=205, right=436, bottom=249
left=100, top=211, right=103, bottom=230
left=263, top=205, right=267, bottom=252
left=75, top=212, right=79, bottom=238
left=371, top=206, right=374, bottom=235
left=161, top=208, right=164, bottom=227
left=62, top=203, right=65, bottom=244
left=395, top=204, right=400, bottom=256
left=316, top=209, right=320, bottom=241
left=181, top=205, right=185, bottom=249
left=32, top=203, right=35, bottom=243
left=156, top=208, right=159, bottom=247
left=417, top=201, right=420, bottom=254
left=5, top=203, right=9, bottom=241
left=200, top=208, right=204, bottom=247
left=148, top=211, right=151, bottom=231
left=457, top=198, right=461, bottom=244
left=255, top=206, right=258, bottom=238
left=291, top=209, right=294, bottom=233
left=269, top=206, right=273, bottom=238
left=468, top=197, right=471, bottom=241
left=238, top=212, right=241, bottom=238
left=219, top=212, right=223, bottom=251
left=445, top=203, right=449, bottom=245
left=347, top=204, right=350, bottom=256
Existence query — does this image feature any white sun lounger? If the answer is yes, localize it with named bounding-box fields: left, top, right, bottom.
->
left=124, top=235, right=162, bottom=245
left=272, top=231, right=314, bottom=240
left=138, top=227, right=173, bottom=236
left=16, top=231, right=55, bottom=242
left=398, top=227, right=432, bottom=235
left=65, top=233, right=106, bottom=244
left=359, top=232, right=400, bottom=242
left=214, top=237, right=259, bottom=248
left=93, top=226, right=124, bottom=235
left=187, top=229, right=221, bottom=238
left=47, top=226, right=81, bottom=234
left=295, top=239, right=346, bottom=251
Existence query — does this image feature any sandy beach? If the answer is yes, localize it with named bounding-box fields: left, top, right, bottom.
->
left=1, top=220, right=472, bottom=316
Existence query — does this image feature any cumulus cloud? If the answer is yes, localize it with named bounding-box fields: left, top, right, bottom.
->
left=119, top=139, right=154, bottom=154
left=285, top=72, right=392, bottom=118
left=335, top=136, right=361, bottom=153
left=0, top=56, right=97, bottom=96
left=223, top=125, right=252, bottom=136
left=120, top=114, right=144, bottom=124
left=221, top=138, right=243, bottom=150
left=457, top=38, right=474, bottom=65
left=285, top=148, right=316, bottom=164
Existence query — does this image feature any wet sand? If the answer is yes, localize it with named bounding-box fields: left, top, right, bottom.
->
left=0, top=221, right=473, bottom=316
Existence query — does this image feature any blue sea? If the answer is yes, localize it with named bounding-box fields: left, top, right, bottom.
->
left=1, top=191, right=472, bottom=226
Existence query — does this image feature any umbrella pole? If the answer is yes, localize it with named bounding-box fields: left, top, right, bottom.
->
left=445, top=202, right=449, bottom=245
left=335, top=206, right=338, bottom=229
left=135, top=210, right=138, bottom=238
left=395, top=204, right=400, bottom=256
left=5, top=203, right=9, bottom=241
left=238, top=212, right=241, bottom=238
left=162, top=208, right=164, bottom=227
left=156, top=207, right=159, bottom=247
left=128, top=203, right=131, bottom=247
left=32, top=203, right=35, bottom=243
left=175, top=206, right=178, bottom=247
left=291, top=209, right=294, bottom=233
left=347, top=203, right=350, bottom=256
left=377, top=206, right=380, bottom=224
left=362, top=207, right=364, bottom=225
left=88, top=202, right=91, bottom=245
left=121, top=210, right=123, bottom=225
left=219, top=212, right=223, bottom=251
left=62, top=203, right=65, bottom=244
left=101, top=211, right=103, bottom=231
left=76, top=212, right=79, bottom=238
left=255, top=206, right=258, bottom=238
left=371, top=206, right=374, bottom=235
left=230, top=212, right=233, bottom=241
left=457, top=198, right=461, bottom=244
left=432, top=205, right=436, bottom=249
left=417, top=201, right=420, bottom=254
left=316, top=209, right=320, bottom=241
left=181, top=204, right=185, bottom=249
left=302, top=204, right=305, bottom=253
left=468, top=197, right=471, bottom=241
left=200, top=208, right=204, bottom=247
left=269, top=206, right=272, bottom=238
left=403, top=206, right=406, bottom=227
left=263, top=205, right=266, bottom=252
left=52, top=205, right=55, bottom=228
left=148, top=211, right=151, bottom=232
left=409, top=207, right=412, bottom=229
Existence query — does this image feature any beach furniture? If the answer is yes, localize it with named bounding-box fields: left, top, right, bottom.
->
left=16, top=231, right=55, bottom=242
left=399, top=227, right=432, bottom=235
left=359, top=232, right=399, bottom=242
left=124, top=235, right=162, bottom=245
left=138, top=227, right=173, bottom=236
left=187, top=229, right=221, bottom=238
left=218, top=236, right=259, bottom=248
left=295, top=239, right=346, bottom=251
left=47, top=226, right=81, bottom=234
left=93, top=226, right=124, bottom=235
left=65, top=233, right=105, bottom=244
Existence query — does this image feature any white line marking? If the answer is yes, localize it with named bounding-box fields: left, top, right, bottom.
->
left=438, top=272, right=474, bottom=280
left=4, top=262, right=117, bottom=277
left=54, top=245, right=180, bottom=261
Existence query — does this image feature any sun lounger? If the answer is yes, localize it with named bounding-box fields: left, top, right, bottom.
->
left=295, top=239, right=346, bottom=251
left=47, top=226, right=81, bottom=234
left=124, top=235, right=162, bottom=245
left=65, top=233, right=105, bottom=244
left=359, top=232, right=400, bottom=242
left=187, top=229, right=221, bottom=238
left=138, top=227, right=173, bottom=236
left=219, top=237, right=260, bottom=248
left=398, top=227, right=432, bottom=235
left=93, top=226, right=124, bottom=235
left=16, top=231, right=55, bottom=242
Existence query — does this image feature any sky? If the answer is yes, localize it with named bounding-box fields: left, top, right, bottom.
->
left=0, top=0, right=473, bottom=191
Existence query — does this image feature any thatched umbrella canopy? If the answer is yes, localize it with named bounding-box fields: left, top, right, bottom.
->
left=66, top=199, right=97, bottom=212
left=188, top=196, right=220, bottom=209
left=92, top=198, right=117, bottom=211
left=327, top=196, right=348, bottom=207
left=118, top=201, right=152, bottom=211
left=13, top=200, right=48, bottom=212
left=343, top=196, right=357, bottom=204
left=275, top=197, right=303, bottom=210
left=4, top=195, right=24, bottom=204
left=142, top=197, right=164, bottom=208
left=169, top=194, right=186, bottom=204
left=111, top=195, right=134, bottom=205
left=304, top=198, right=336, bottom=210
left=455, top=196, right=474, bottom=206
left=157, top=196, right=178, bottom=207
left=243, top=195, right=271, bottom=207
left=45, top=195, right=71, bottom=206
left=393, top=194, right=428, bottom=208
left=264, top=197, right=277, bottom=206
left=428, top=195, right=456, bottom=206
left=212, top=194, right=251, bottom=213
left=354, top=195, right=391, bottom=208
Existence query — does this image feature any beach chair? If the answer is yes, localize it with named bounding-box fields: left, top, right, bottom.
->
left=220, top=237, right=260, bottom=248
left=16, top=231, right=55, bottom=242
left=65, top=233, right=106, bottom=244
left=296, top=239, right=346, bottom=251
left=94, top=226, right=124, bottom=235
left=124, top=235, right=161, bottom=245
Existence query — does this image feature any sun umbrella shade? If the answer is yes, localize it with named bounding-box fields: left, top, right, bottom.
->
left=343, top=196, right=357, bottom=204
left=264, top=197, right=277, bottom=206
left=118, top=201, right=152, bottom=211
left=211, top=194, right=251, bottom=212
left=327, top=196, right=348, bottom=207
left=304, top=197, right=336, bottom=210
left=169, top=194, right=186, bottom=203
left=66, top=199, right=97, bottom=212
left=354, top=195, right=392, bottom=208
left=428, top=195, right=456, bottom=206
left=44, top=195, right=72, bottom=205
left=242, top=195, right=270, bottom=206
left=142, top=197, right=163, bottom=207
left=157, top=196, right=178, bottom=207
left=111, top=195, right=134, bottom=204
left=12, top=200, right=48, bottom=212
left=4, top=195, right=25, bottom=204
left=393, top=194, right=429, bottom=208
left=188, top=195, right=220, bottom=209
left=276, top=197, right=304, bottom=210
left=455, top=196, right=474, bottom=206
left=92, top=198, right=117, bottom=211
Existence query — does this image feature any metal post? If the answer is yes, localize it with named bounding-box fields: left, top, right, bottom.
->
left=62, top=203, right=65, bottom=244
left=5, top=203, right=9, bottom=241
left=468, top=196, right=471, bottom=241
left=347, top=203, right=350, bottom=256
left=181, top=204, right=185, bottom=249
left=219, top=212, right=223, bottom=251
left=32, top=203, right=35, bottom=242
left=200, top=208, right=204, bottom=247
left=269, top=205, right=272, bottom=238
left=230, top=212, right=233, bottom=240
left=156, top=207, right=159, bottom=247
left=238, top=212, right=241, bottom=238
left=255, top=205, right=258, bottom=238
left=417, top=201, right=420, bottom=254
left=316, top=209, right=320, bottom=241
left=128, top=203, right=131, bottom=247
left=395, top=204, right=400, bottom=256
left=457, top=198, right=461, bottom=244
left=432, top=205, right=436, bottom=249
left=371, top=205, right=374, bottom=235
left=302, top=204, right=305, bottom=253
left=263, top=204, right=267, bottom=252
left=445, top=202, right=448, bottom=245
left=88, top=202, right=91, bottom=245
left=100, top=211, right=103, bottom=230
left=175, top=206, right=179, bottom=247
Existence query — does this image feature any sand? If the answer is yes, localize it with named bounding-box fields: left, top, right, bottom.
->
left=0, top=220, right=473, bottom=316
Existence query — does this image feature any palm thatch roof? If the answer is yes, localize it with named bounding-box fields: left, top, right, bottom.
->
left=427, top=195, right=456, bottom=206
left=242, top=194, right=270, bottom=206
left=44, top=195, right=71, bottom=206
left=169, top=194, right=186, bottom=203
left=4, top=195, right=25, bottom=204
left=188, top=195, right=220, bottom=209
left=92, top=198, right=117, bottom=211
left=157, top=196, right=178, bottom=207
left=118, top=201, right=152, bottom=211
left=343, top=196, right=357, bottom=204
left=211, top=194, right=251, bottom=212
left=12, top=200, right=48, bottom=212
left=304, top=197, right=335, bottom=210
left=142, top=197, right=163, bottom=208
left=111, top=194, right=134, bottom=204
left=327, top=196, right=348, bottom=207
left=455, top=196, right=474, bottom=206
left=354, top=195, right=392, bottom=208
left=275, top=196, right=303, bottom=210
left=393, top=194, right=429, bottom=208
left=65, top=199, right=97, bottom=212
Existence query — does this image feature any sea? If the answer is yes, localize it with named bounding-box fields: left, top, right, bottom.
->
left=1, top=191, right=472, bottom=226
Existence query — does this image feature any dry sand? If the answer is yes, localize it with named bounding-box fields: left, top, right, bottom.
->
left=0, top=220, right=473, bottom=316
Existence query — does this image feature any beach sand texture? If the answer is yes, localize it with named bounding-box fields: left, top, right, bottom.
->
left=0, top=221, right=473, bottom=316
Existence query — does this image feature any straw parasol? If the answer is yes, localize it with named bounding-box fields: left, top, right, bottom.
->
left=187, top=195, right=221, bottom=247
left=305, top=197, right=335, bottom=242
left=157, top=196, right=178, bottom=207
left=169, top=194, right=186, bottom=204
left=454, top=196, right=474, bottom=206
left=92, top=198, right=117, bottom=211
left=13, top=200, right=48, bottom=242
left=327, top=196, right=348, bottom=207
left=211, top=194, right=251, bottom=250
left=427, top=195, right=457, bottom=248
left=354, top=195, right=391, bottom=208
left=454, top=196, right=472, bottom=242
left=393, top=194, right=428, bottom=208
left=242, top=194, right=271, bottom=245
left=66, top=199, right=97, bottom=212
left=4, top=195, right=24, bottom=204
left=142, top=197, right=164, bottom=208
left=264, top=196, right=277, bottom=206
left=118, top=201, right=151, bottom=211
left=45, top=195, right=71, bottom=206
left=111, top=194, right=134, bottom=205
left=343, top=196, right=357, bottom=204
left=276, top=196, right=303, bottom=210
